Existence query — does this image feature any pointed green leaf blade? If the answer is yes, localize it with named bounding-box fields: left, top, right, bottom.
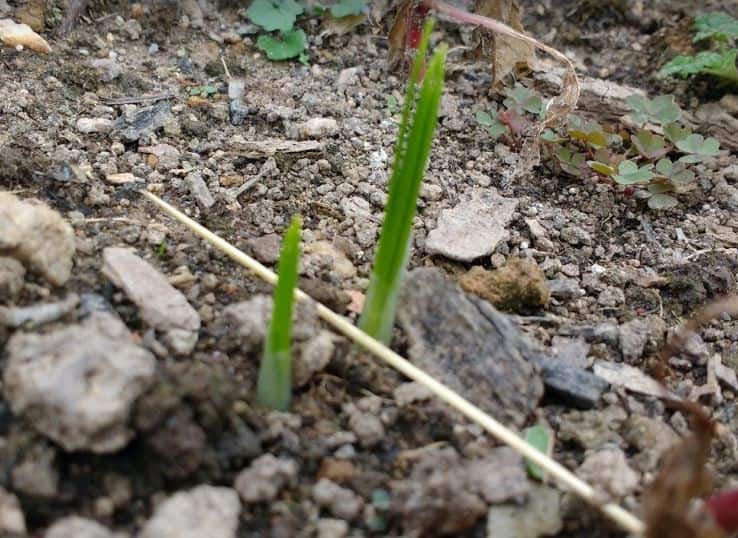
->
left=257, top=216, right=301, bottom=411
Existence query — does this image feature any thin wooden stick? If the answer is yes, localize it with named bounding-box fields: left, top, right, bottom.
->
left=141, top=190, right=646, bottom=535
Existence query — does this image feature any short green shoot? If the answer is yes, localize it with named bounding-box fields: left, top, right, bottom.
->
left=358, top=20, right=447, bottom=344
left=523, top=424, right=552, bottom=481
left=659, top=12, right=738, bottom=85
left=257, top=216, right=301, bottom=411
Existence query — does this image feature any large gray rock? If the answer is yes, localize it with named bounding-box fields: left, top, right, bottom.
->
left=138, top=485, right=240, bottom=538
left=0, top=256, right=25, bottom=301
left=396, top=268, right=543, bottom=427
left=234, top=454, right=298, bottom=503
left=486, top=484, right=562, bottom=538
left=45, top=516, right=125, bottom=538
left=425, top=189, right=518, bottom=262
left=3, top=312, right=156, bottom=452
left=392, top=447, right=529, bottom=536
left=0, top=192, right=75, bottom=286
left=0, top=487, right=25, bottom=535
left=577, top=447, right=639, bottom=499
left=102, top=247, right=200, bottom=354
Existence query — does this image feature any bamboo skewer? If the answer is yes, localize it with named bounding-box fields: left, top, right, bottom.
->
left=141, top=190, right=646, bottom=535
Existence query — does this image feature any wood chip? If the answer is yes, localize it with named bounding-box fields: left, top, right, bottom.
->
left=229, top=139, right=322, bottom=158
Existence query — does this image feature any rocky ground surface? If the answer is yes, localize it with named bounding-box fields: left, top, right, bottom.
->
left=1, top=0, right=737, bottom=537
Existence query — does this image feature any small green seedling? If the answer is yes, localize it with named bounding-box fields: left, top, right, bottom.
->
left=475, top=83, right=548, bottom=143
left=625, top=94, right=682, bottom=126
left=612, top=160, right=655, bottom=185
left=256, top=29, right=308, bottom=61
left=523, top=424, right=552, bottom=481
left=659, top=12, right=738, bottom=85
left=359, top=20, right=446, bottom=344
left=189, top=84, right=218, bottom=97
left=532, top=89, right=719, bottom=209
left=246, top=0, right=368, bottom=62
left=386, top=94, right=400, bottom=116
left=693, top=11, right=738, bottom=43
left=675, top=133, right=721, bottom=163
left=247, top=0, right=303, bottom=32
left=476, top=109, right=508, bottom=139
left=247, top=0, right=308, bottom=61
left=257, top=216, right=301, bottom=411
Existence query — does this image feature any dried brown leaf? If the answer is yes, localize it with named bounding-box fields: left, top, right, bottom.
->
left=642, top=399, right=722, bottom=538
left=643, top=294, right=738, bottom=538
left=472, top=0, right=535, bottom=87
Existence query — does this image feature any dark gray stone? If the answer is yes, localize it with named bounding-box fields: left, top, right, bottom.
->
left=396, top=268, right=543, bottom=428
left=536, top=356, right=608, bottom=409
left=547, top=278, right=581, bottom=301
left=112, top=100, right=171, bottom=142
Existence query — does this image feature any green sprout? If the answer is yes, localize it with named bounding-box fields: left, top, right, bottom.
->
left=523, top=424, right=552, bottom=481
left=358, top=20, right=447, bottom=344
left=257, top=216, right=302, bottom=411
left=659, top=12, right=738, bottom=85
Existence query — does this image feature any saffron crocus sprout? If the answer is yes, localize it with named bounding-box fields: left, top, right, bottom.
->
left=257, top=216, right=301, bottom=411
left=358, top=20, right=447, bottom=344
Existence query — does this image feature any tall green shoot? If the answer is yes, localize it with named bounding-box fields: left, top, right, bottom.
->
left=257, top=216, right=301, bottom=411
left=358, top=21, right=447, bottom=344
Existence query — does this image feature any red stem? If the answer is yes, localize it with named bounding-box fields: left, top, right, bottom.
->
left=706, top=488, right=738, bottom=533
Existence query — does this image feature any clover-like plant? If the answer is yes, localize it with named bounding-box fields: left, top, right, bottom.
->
left=475, top=83, right=547, bottom=144
left=247, top=0, right=307, bottom=61
left=659, top=11, right=738, bottom=85
left=257, top=216, right=301, bottom=411
left=359, top=20, right=446, bottom=344
left=528, top=88, right=720, bottom=209
left=626, top=94, right=682, bottom=126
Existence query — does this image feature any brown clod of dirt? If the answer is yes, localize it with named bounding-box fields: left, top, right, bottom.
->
left=459, top=258, right=550, bottom=313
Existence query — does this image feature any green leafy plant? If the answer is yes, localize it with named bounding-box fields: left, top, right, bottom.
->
left=359, top=20, right=446, bottom=344
left=246, top=0, right=307, bottom=62
left=247, top=0, right=303, bottom=32
left=659, top=12, right=738, bottom=84
left=474, top=84, right=547, bottom=144
left=257, top=216, right=301, bottom=411
left=256, top=29, right=308, bottom=61
left=693, top=11, right=738, bottom=43
left=246, top=0, right=368, bottom=62
left=477, top=85, right=721, bottom=209
left=626, top=94, right=682, bottom=126
left=189, top=84, right=218, bottom=97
